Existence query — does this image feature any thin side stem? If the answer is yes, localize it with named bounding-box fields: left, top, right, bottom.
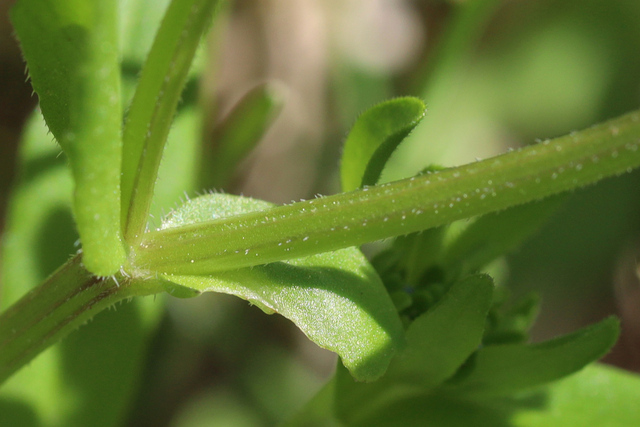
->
left=121, top=0, right=221, bottom=247
left=133, top=110, right=640, bottom=275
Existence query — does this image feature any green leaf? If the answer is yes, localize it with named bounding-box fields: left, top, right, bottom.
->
left=331, top=274, right=493, bottom=424
left=441, top=196, right=564, bottom=277
left=447, top=317, right=620, bottom=396
left=340, top=97, right=426, bottom=192
left=11, top=0, right=125, bottom=275
left=346, top=364, right=640, bottom=427
left=201, top=82, right=286, bottom=189
left=509, top=363, right=640, bottom=426
left=121, top=0, right=222, bottom=245
left=156, top=193, right=404, bottom=381
left=391, top=274, right=494, bottom=386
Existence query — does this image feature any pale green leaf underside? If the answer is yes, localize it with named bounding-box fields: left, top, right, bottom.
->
left=157, top=193, right=404, bottom=382
left=341, top=97, right=426, bottom=192
left=11, top=0, right=125, bottom=275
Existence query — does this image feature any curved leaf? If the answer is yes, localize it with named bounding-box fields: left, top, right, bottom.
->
left=11, top=0, right=125, bottom=275
left=157, top=193, right=404, bottom=381
left=340, top=97, right=426, bottom=192
left=447, top=317, right=620, bottom=396
left=511, top=363, right=640, bottom=426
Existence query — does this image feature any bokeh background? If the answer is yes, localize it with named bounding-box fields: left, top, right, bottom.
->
left=1, top=0, right=639, bottom=425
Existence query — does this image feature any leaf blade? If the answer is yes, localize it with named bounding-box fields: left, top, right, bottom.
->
left=335, top=364, right=640, bottom=427
left=447, top=317, right=620, bottom=396
left=156, top=193, right=405, bottom=381
left=330, top=274, right=494, bottom=424
left=392, top=274, right=494, bottom=387
left=11, top=0, right=125, bottom=275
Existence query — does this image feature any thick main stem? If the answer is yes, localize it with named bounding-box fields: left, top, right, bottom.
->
left=134, top=110, right=640, bottom=275
left=0, top=254, right=161, bottom=384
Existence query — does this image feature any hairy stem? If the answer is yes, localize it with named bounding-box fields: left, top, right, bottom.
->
left=0, top=254, right=162, bottom=384
left=134, top=110, right=640, bottom=275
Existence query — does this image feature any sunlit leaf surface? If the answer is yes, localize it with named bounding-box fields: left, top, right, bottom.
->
left=157, top=193, right=405, bottom=381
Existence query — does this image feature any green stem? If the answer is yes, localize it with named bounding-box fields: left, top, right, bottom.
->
left=121, top=0, right=221, bottom=247
left=0, top=254, right=162, bottom=384
left=134, top=110, right=640, bottom=275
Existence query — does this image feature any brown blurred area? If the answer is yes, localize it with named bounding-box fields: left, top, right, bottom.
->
left=209, top=0, right=329, bottom=203
left=0, top=0, right=35, bottom=235
left=207, top=0, right=429, bottom=203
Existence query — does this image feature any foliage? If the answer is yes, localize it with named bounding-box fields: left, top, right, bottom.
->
left=1, top=0, right=640, bottom=426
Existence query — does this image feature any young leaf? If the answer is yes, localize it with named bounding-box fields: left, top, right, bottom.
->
left=121, top=0, right=222, bottom=245
left=155, top=193, right=404, bottom=382
left=331, top=274, right=493, bottom=424
left=386, top=226, right=447, bottom=287
left=341, top=97, right=426, bottom=192
left=446, top=316, right=620, bottom=396
left=201, top=82, right=286, bottom=189
left=11, top=0, right=125, bottom=275
left=390, top=274, right=494, bottom=386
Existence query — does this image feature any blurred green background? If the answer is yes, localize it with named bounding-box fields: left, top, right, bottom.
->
left=1, top=0, right=639, bottom=425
